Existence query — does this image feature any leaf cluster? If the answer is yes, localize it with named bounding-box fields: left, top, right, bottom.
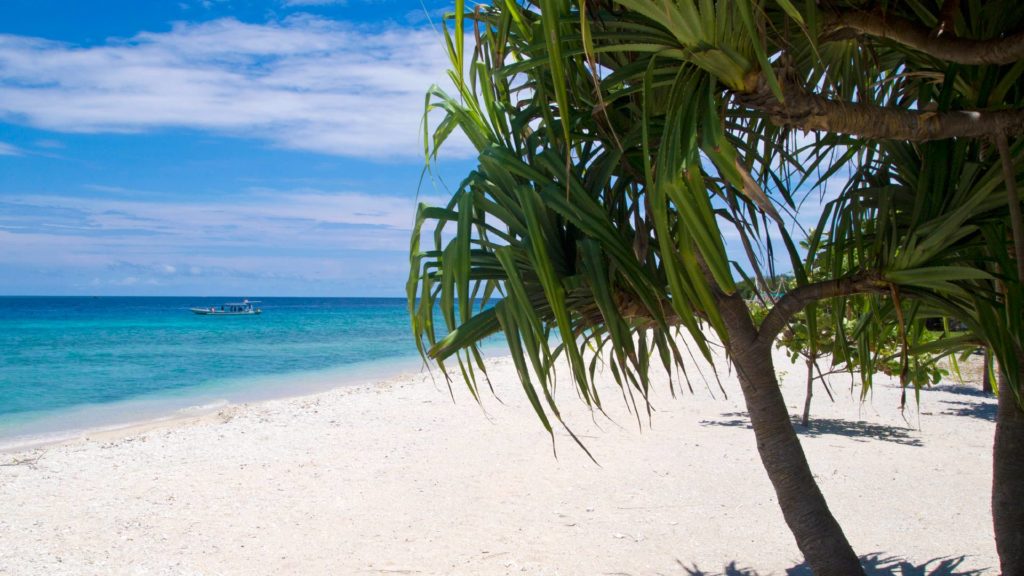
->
left=409, top=0, right=1024, bottom=439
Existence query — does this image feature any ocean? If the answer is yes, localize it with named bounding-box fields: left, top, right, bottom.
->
left=0, top=296, right=484, bottom=449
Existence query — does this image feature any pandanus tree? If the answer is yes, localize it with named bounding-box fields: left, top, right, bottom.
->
left=408, top=1, right=1024, bottom=573
left=817, top=137, right=1024, bottom=572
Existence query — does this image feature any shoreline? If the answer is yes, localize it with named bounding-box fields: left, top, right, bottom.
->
left=0, top=366, right=433, bottom=455
left=0, top=296, right=484, bottom=455
left=0, top=351, right=437, bottom=454
left=0, top=346, right=1000, bottom=574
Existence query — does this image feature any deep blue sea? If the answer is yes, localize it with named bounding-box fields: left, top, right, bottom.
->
left=0, top=297, right=475, bottom=448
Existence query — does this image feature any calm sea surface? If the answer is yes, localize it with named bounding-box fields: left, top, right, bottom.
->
left=0, top=297, right=475, bottom=447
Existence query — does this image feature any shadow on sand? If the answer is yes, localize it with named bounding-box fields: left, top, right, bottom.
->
left=939, top=399, right=997, bottom=422
left=930, top=384, right=994, bottom=399
left=678, top=553, right=986, bottom=576
left=701, top=413, right=923, bottom=447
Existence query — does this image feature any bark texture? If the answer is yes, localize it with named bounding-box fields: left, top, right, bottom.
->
left=735, top=74, right=1024, bottom=142
left=825, top=10, right=1024, bottom=66
left=801, top=355, right=814, bottom=427
left=718, top=291, right=864, bottom=576
left=984, top=348, right=994, bottom=394
left=756, top=275, right=887, bottom=346
left=994, top=355, right=1024, bottom=575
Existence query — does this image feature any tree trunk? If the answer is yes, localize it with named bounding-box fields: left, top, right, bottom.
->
left=802, top=355, right=814, bottom=427
left=718, top=293, right=864, bottom=575
left=983, top=348, right=994, bottom=394
left=993, top=355, right=1024, bottom=575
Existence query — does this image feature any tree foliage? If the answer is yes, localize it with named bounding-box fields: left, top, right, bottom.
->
left=408, top=0, right=1024, bottom=571
left=410, top=0, right=1024, bottom=421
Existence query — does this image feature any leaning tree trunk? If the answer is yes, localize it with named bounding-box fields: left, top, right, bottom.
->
left=718, top=293, right=864, bottom=575
left=993, top=353, right=1024, bottom=575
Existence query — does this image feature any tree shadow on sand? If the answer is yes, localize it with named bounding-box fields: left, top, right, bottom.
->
left=930, top=384, right=994, bottom=399
left=678, top=553, right=986, bottom=576
left=701, top=413, right=923, bottom=447
left=938, top=399, right=996, bottom=422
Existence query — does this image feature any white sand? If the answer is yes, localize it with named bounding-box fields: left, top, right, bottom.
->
left=0, top=345, right=999, bottom=575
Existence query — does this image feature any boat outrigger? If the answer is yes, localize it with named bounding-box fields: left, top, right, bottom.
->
left=190, top=299, right=262, bottom=316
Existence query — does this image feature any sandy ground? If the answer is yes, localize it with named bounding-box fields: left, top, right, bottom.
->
left=0, top=344, right=999, bottom=575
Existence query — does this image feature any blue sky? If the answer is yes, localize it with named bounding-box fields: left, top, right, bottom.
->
left=0, top=0, right=475, bottom=296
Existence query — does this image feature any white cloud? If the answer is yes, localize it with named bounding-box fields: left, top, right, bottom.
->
left=2, top=188, right=440, bottom=247
left=0, top=17, right=469, bottom=159
left=0, top=141, right=21, bottom=155
left=0, top=187, right=448, bottom=294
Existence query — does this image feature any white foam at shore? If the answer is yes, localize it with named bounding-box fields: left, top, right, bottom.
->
left=0, top=351, right=439, bottom=452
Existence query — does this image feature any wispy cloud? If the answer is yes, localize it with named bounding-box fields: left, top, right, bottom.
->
left=0, top=187, right=447, bottom=294
left=1, top=188, right=438, bottom=246
left=404, top=7, right=448, bottom=25
left=0, top=141, right=22, bottom=155
left=33, top=139, right=64, bottom=149
left=0, top=16, right=465, bottom=159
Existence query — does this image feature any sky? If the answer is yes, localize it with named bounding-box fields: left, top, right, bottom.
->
left=0, top=0, right=834, bottom=297
left=0, top=0, right=475, bottom=296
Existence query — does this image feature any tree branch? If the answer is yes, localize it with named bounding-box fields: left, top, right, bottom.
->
left=755, top=275, right=888, bottom=347
left=824, top=10, right=1024, bottom=66
left=734, top=73, right=1024, bottom=141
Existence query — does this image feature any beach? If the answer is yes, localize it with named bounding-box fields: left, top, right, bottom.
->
left=0, top=345, right=998, bottom=575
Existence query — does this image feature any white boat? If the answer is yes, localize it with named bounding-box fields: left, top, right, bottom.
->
left=190, top=299, right=262, bottom=316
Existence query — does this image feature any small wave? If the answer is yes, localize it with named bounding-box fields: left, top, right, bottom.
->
left=177, top=399, right=230, bottom=414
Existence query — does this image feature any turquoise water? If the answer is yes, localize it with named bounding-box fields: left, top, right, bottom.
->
left=0, top=297, right=478, bottom=447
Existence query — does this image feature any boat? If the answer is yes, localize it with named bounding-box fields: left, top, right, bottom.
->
left=190, top=299, right=262, bottom=316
